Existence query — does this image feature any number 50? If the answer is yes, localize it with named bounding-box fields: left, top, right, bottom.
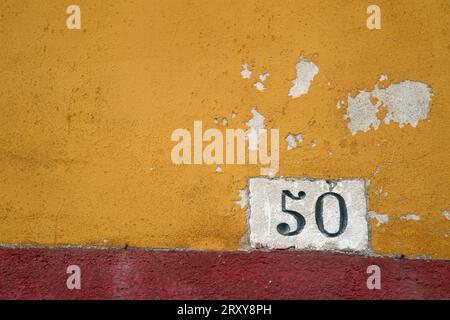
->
left=277, top=190, right=348, bottom=238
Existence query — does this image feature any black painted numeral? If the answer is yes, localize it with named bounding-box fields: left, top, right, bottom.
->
left=277, top=190, right=306, bottom=236
left=277, top=191, right=349, bottom=238
left=315, top=192, right=348, bottom=237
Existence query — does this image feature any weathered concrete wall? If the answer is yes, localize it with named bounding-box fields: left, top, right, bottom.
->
left=0, top=0, right=449, bottom=262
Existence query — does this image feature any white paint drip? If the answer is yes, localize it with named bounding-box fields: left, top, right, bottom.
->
left=241, top=64, right=252, bottom=79
left=400, top=214, right=421, bottom=221
left=288, top=54, right=319, bottom=99
left=345, top=80, right=432, bottom=135
left=368, top=211, right=389, bottom=227
left=236, top=188, right=249, bottom=209
left=245, top=107, right=265, bottom=151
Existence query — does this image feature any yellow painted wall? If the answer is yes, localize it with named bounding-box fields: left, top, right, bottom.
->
left=0, top=0, right=449, bottom=259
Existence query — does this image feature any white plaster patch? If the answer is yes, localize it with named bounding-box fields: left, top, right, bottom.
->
left=241, top=64, right=252, bottom=79
left=376, top=81, right=432, bottom=128
left=400, top=214, right=421, bottom=221
left=288, top=54, right=319, bottom=99
left=368, top=211, right=389, bottom=227
left=442, top=210, right=450, bottom=221
left=346, top=91, right=381, bottom=134
left=345, top=80, right=432, bottom=134
left=245, top=107, right=265, bottom=151
left=248, top=178, right=369, bottom=251
left=236, top=188, right=249, bottom=209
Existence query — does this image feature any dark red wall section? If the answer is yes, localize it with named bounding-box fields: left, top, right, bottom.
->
left=0, top=248, right=448, bottom=299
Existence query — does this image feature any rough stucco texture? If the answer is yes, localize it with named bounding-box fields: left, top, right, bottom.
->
left=0, top=248, right=449, bottom=299
left=0, top=0, right=449, bottom=259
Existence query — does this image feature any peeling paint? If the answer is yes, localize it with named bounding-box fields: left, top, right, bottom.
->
left=310, top=138, right=317, bottom=148
left=374, top=187, right=383, bottom=195
left=285, top=134, right=297, bottom=150
left=259, top=73, right=269, bottom=82
left=443, top=211, right=450, bottom=221
left=236, top=189, right=249, bottom=209
left=400, top=214, right=421, bottom=221
left=245, top=107, right=265, bottom=151
left=346, top=91, right=381, bottom=134
left=254, top=73, right=269, bottom=92
left=240, top=64, right=252, bottom=79
left=254, top=82, right=265, bottom=91
left=285, top=132, right=303, bottom=150
left=222, top=117, right=228, bottom=126
left=215, top=166, right=222, bottom=173
left=345, top=79, right=433, bottom=135
left=288, top=54, right=319, bottom=99
left=369, top=211, right=389, bottom=227
left=378, top=81, right=432, bottom=127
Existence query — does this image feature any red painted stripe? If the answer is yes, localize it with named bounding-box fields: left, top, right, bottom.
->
left=0, top=248, right=448, bottom=299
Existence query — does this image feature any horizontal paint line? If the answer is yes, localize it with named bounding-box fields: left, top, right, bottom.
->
left=0, top=248, right=448, bottom=300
